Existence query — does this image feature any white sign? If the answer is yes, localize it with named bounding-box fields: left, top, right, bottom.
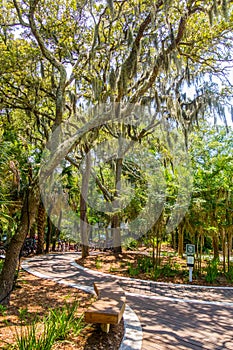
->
left=187, top=256, right=194, bottom=266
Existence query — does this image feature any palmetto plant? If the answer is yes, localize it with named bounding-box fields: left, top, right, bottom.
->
left=0, top=133, right=30, bottom=239
left=0, top=141, right=15, bottom=234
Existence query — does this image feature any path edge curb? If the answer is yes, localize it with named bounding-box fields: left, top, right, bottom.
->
left=119, top=304, right=142, bottom=350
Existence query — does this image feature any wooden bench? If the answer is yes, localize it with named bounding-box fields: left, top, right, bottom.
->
left=84, top=281, right=126, bottom=333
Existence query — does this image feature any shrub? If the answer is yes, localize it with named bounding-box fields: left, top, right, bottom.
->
left=127, top=262, right=140, bottom=277
left=152, top=261, right=182, bottom=280
left=123, top=238, right=139, bottom=251
left=205, top=259, right=219, bottom=283
left=225, top=264, right=233, bottom=283
left=137, top=256, right=153, bottom=273
left=152, top=268, right=161, bottom=280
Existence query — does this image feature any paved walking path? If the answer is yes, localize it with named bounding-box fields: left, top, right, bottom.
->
left=22, top=253, right=233, bottom=350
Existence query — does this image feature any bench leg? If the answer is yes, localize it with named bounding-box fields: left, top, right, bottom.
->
left=100, top=323, right=110, bottom=333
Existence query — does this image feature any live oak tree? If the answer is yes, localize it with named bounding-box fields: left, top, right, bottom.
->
left=0, top=0, right=233, bottom=304
left=0, top=0, right=88, bottom=303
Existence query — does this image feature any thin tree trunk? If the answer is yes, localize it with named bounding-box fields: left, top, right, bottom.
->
left=112, top=150, right=123, bottom=254
left=80, top=152, right=91, bottom=258
left=227, top=230, right=232, bottom=273
left=52, top=235, right=57, bottom=251
left=112, top=214, right=122, bottom=253
left=196, top=234, right=200, bottom=272
left=222, top=229, right=226, bottom=273
left=155, top=228, right=160, bottom=269
left=37, top=200, right=46, bottom=254
left=229, top=231, right=232, bottom=258
left=46, top=216, right=51, bottom=253
left=152, top=231, right=155, bottom=268
left=178, top=225, right=184, bottom=257
left=212, top=232, right=219, bottom=260
left=45, top=204, right=53, bottom=253
left=172, top=228, right=178, bottom=250
left=200, top=234, right=204, bottom=274
left=0, top=180, right=40, bottom=305
left=52, top=211, right=62, bottom=251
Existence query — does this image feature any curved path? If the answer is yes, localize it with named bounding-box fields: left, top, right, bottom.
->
left=22, top=253, right=233, bottom=350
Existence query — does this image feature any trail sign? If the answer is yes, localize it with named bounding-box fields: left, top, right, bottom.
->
left=186, top=244, right=195, bottom=255
left=186, top=244, right=195, bottom=282
left=187, top=256, right=195, bottom=267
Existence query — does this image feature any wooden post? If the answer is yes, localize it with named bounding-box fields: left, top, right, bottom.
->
left=101, top=323, right=110, bottom=333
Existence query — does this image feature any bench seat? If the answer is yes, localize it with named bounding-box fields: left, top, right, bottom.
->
left=84, top=281, right=126, bottom=333
left=84, top=297, right=125, bottom=324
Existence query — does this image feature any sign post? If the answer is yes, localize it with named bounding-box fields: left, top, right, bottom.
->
left=186, top=244, right=195, bottom=282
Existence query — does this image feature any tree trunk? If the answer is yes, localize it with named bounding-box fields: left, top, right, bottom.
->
left=37, top=200, right=46, bottom=254
left=112, top=149, right=123, bottom=254
left=178, top=225, right=184, bottom=257
left=46, top=216, right=52, bottom=253
left=52, top=211, right=62, bottom=251
left=198, top=234, right=204, bottom=274
left=45, top=204, right=53, bottom=253
left=171, top=228, right=178, bottom=250
left=0, top=180, right=40, bottom=305
left=229, top=231, right=232, bottom=258
left=80, top=152, right=91, bottom=258
left=152, top=232, right=155, bottom=268
left=227, top=230, right=232, bottom=273
left=29, top=224, right=36, bottom=239
left=112, top=214, right=122, bottom=254
left=222, top=229, right=226, bottom=273
left=152, top=212, right=163, bottom=269
left=212, top=232, right=219, bottom=260
left=155, top=229, right=160, bottom=269
left=52, top=235, right=57, bottom=251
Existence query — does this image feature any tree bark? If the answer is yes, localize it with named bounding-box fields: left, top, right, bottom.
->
left=0, top=179, right=40, bottom=305
left=112, top=156, right=123, bottom=254
left=227, top=230, right=232, bottom=273
left=36, top=200, right=46, bottom=254
left=112, top=214, right=122, bottom=253
left=222, top=229, right=226, bottom=273
left=178, top=224, right=184, bottom=257
left=80, top=152, right=91, bottom=258
left=52, top=211, right=62, bottom=251
left=212, top=232, right=219, bottom=260
left=46, top=216, right=54, bottom=253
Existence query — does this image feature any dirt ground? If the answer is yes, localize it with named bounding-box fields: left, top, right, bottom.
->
left=0, top=270, right=124, bottom=350
left=77, top=247, right=233, bottom=286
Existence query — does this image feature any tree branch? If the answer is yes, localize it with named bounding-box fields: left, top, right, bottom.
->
left=13, top=0, right=30, bottom=27
left=28, top=1, right=66, bottom=76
